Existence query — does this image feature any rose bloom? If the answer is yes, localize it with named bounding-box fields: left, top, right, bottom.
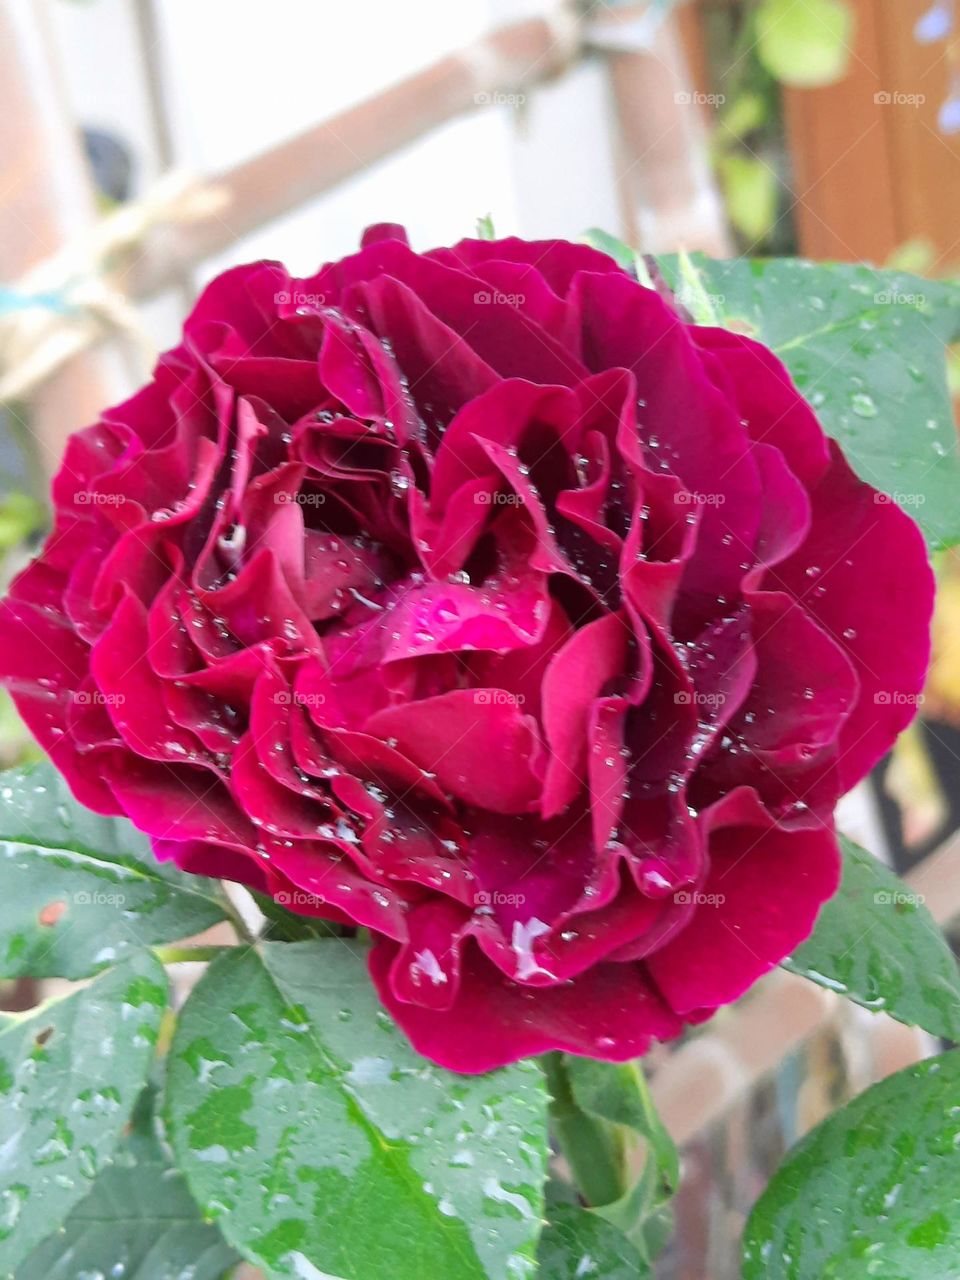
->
left=0, top=227, right=931, bottom=1072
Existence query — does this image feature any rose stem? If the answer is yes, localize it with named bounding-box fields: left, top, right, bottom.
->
left=541, top=1051, right=629, bottom=1208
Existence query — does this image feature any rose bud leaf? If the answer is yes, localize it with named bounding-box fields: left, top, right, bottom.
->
left=562, top=1055, right=679, bottom=1203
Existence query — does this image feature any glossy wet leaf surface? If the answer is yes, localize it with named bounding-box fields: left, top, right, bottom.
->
left=15, top=1083, right=237, bottom=1280
left=554, top=1056, right=677, bottom=1263
left=784, top=835, right=960, bottom=1039
left=564, top=1057, right=679, bottom=1199
left=166, top=940, right=549, bottom=1280
left=743, top=1049, right=960, bottom=1278
left=538, top=1204, right=648, bottom=1279
left=0, top=762, right=226, bottom=979
left=252, top=889, right=345, bottom=942
left=657, top=254, right=960, bottom=550
left=0, top=951, right=168, bottom=1272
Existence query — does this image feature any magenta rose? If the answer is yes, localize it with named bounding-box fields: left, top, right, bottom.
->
left=0, top=226, right=932, bottom=1071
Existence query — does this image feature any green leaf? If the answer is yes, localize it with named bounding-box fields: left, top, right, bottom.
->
left=166, top=941, right=549, bottom=1280
left=538, top=1204, right=649, bottom=1279
left=717, top=152, right=779, bottom=243
left=718, top=91, right=768, bottom=142
left=541, top=1053, right=630, bottom=1211
left=15, top=1085, right=237, bottom=1280
left=0, top=951, right=167, bottom=1273
left=582, top=229, right=661, bottom=290
left=544, top=1056, right=677, bottom=1267
left=564, top=1058, right=679, bottom=1202
left=783, top=835, right=960, bottom=1040
left=743, top=1049, right=960, bottom=1277
left=0, top=494, right=43, bottom=555
left=582, top=228, right=637, bottom=272
left=755, top=0, right=853, bottom=88
left=674, top=250, right=723, bottom=326
left=0, top=762, right=227, bottom=979
left=251, top=889, right=345, bottom=941
left=656, top=254, right=960, bottom=550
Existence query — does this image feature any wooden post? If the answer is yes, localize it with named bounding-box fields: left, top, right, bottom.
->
left=590, top=4, right=732, bottom=255
left=122, top=10, right=582, bottom=300
left=0, top=0, right=123, bottom=476
left=783, top=0, right=960, bottom=264
left=6, top=4, right=733, bottom=422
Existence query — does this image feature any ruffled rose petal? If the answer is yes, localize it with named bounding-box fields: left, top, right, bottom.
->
left=541, top=612, right=632, bottom=817
left=769, top=445, right=934, bottom=789
left=370, top=940, right=680, bottom=1073
left=647, top=807, right=840, bottom=1013
left=367, top=690, right=544, bottom=814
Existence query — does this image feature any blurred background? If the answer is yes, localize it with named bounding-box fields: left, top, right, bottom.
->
left=1, top=2, right=959, bottom=1276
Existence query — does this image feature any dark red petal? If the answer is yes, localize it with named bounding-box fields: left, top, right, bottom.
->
left=370, top=940, right=680, bottom=1073
left=693, top=327, right=831, bottom=486
left=154, top=837, right=272, bottom=894
left=769, top=444, right=934, bottom=789
left=541, top=612, right=632, bottom=818
left=266, top=841, right=409, bottom=939
left=361, top=223, right=410, bottom=247
left=90, top=595, right=209, bottom=765
left=573, top=272, right=763, bottom=628
left=367, top=690, right=544, bottom=814
left=646, top=815, right=840, bottom=1013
